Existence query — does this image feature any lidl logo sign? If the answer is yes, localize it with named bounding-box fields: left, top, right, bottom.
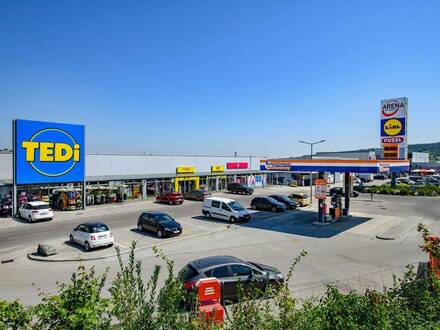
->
left=381, top=118, right=405, bottom=137
left=14, top=120, right=85, bottom=184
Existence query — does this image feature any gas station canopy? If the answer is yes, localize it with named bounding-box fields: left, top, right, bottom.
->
left=261, top=159, right=410, bottom=174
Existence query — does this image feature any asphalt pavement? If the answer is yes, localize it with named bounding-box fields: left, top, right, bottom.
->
left=1, top=185, right=439, bottom=305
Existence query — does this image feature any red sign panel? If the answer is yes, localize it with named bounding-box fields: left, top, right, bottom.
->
left=226, top=162, right=248, bottom=170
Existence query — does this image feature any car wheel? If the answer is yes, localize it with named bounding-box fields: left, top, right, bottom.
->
left=28, top=215, right=33, bottom=223
left=271, top=206, right=277, bottom=213
left=229, top=216, right=236, bottom=224
left=205, top=212, right=211, bottom=219
left=157, top=230, right=163, bottom=238
left=138, top=223, right=143, bottom=231
left=251, top=204, right=257, bottom=210
left=69, top=235, right=74, bottom=244
left=84, top=241, right=90, bottom=251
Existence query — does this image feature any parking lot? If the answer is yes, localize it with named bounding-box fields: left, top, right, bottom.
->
left=1, top=185, right=439, bottom=305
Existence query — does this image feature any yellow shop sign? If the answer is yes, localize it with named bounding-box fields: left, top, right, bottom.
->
left=176, top=166, right=195, bottom=174
left=211, top=165, right=224, bottom=172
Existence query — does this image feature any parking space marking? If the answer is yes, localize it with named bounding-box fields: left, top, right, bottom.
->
left=114, top=242, right=129, bottom=249
left=177, top=219, right=216, bottom=230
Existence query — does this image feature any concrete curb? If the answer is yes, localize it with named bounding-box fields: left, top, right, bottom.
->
left=27, top=226, right=230, bottom=263
left=375, top=235, right=396, bottom=240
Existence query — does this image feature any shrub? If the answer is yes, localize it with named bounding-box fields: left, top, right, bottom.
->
left=0, top=300, right=31, bottom=329
left=109, top=242, right=191, bottom=329
left=33, top=266, right=110, bottom=329
left=2, top=227, right=440, bottom=329
left=400, top=188, right=410, bottom=195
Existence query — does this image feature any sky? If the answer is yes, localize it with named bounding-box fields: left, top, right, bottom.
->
left=0, top=1, right=439, bottom=157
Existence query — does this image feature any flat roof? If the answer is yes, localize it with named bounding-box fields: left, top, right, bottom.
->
left=261, top=159, right=410, bottom=174
left=86, top=170, right=263, bottom=182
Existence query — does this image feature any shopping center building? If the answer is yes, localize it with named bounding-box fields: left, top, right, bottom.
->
left=0, top=150, right=282, bottom=208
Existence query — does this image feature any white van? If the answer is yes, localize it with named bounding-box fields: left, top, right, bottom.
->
left=202, top=197, right=250, bottom=223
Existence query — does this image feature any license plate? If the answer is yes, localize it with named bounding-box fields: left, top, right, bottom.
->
left=173, top=230, right=180, bottom=234
left=98, top=235, right=107, bottom=239
left=40, top=212, right=47, bottom=215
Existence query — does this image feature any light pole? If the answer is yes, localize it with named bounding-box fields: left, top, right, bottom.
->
left=298, top=140, right=326, bottom=206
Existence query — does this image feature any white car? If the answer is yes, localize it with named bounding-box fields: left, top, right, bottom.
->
left=18, top=201, right=53, bottom=222
left=69, top=222, right=114, bottom=251
left=202, top=197, right=250, bottom=223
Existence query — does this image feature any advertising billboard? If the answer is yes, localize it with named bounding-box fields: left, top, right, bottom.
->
left=14, top=119, right=85, bottom=185
left=314, top=179, right=327, bottom=199
left=380, top=98, right=408, bottom=159
left=211, top=165, right=225, bottom=172
left=176, top=166, right=195, bottom=174
left=226, top=162, right=248, bottom=170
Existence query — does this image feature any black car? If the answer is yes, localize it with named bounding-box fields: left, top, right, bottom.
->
left=328, top=187, right=359, bottom=198
left=0, top=198, right=12, bottom=217
left=179, top=255, right=284, bottom=303
left=250, top=197, right=286, bottom=212
left=227, top=183, right=254, bottom=195
left=268, top=195, right=298, bottom=210
left=137, top=212, right=182, bottom=238
left=183, top=189, right=211, bottom=201
left=374, top=174, right=388, bottom=180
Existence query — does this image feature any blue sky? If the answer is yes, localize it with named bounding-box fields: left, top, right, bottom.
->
left=0, top=1, right=439, bottom=157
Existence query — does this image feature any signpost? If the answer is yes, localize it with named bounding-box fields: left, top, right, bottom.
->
left=380, top=98, right=408, bottom=160
left=314, top=179, right=327, bottom=199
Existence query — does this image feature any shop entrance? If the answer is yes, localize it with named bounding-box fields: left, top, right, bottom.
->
left=174, top=177, right=200, bottom=193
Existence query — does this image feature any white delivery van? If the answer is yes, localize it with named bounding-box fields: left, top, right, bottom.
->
left=202, top=197, right=250, bottom=223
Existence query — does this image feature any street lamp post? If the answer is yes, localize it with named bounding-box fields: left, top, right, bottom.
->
left=298, top=140, right=326, bottom=206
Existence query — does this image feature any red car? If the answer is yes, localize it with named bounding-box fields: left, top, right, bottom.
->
left=156, top=192, right=184, bottom=205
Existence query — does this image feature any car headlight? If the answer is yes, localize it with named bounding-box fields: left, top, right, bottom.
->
left=164, top=227, right=172, bottom=231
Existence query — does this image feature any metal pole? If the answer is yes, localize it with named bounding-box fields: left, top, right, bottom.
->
left=298, top=139, right=326, bottom=208
left=310, top=144, right=313, bottom=206
left=12, top=120, right=17, bottom=218
left=82, top=181, right=86, bottom=210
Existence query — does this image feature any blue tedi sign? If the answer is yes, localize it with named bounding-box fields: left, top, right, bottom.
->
left=14, top=119, right=85, bottom=184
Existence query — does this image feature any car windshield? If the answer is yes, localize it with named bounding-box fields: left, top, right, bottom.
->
left=155, top=214, right=175, bottom=224
left=32, top=204, right=50, bottom=210
left=228, top=201, right=245, bottom=211
left=267, top=197, right=279, bottom=203
left=272, top=195, right=289, bottom=202
left=90, top=224, right=109, bottom=233
left=178, top=264, right=198, bottom=281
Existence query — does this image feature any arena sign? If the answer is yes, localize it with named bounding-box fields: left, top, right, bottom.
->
left=14, top=119, right=85, bottom=184
left=380, top=97, right=408, bottom=159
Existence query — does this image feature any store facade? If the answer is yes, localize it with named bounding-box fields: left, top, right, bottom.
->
left=0, top=149, right=269, bottom=211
